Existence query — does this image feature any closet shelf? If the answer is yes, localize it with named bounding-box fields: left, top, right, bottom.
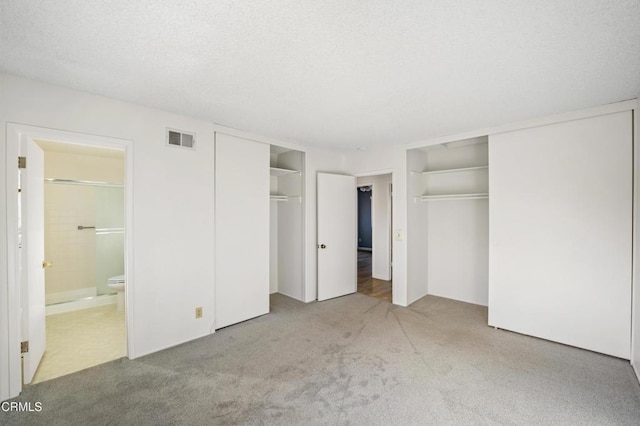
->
left=270, top=194, right=302, bottom=202
left=411, top=165, right=488, bottom=176
left=270, top=167, right=300, bottom=176
left=415, top=193, right=489, bottom=202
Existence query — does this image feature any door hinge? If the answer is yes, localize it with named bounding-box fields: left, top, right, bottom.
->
left=18, top=156, right=26, bottom=169
left=21, top=341, right=29, bottom=353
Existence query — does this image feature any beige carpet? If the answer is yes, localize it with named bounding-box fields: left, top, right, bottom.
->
left=6, top=293, right=640, bottom=425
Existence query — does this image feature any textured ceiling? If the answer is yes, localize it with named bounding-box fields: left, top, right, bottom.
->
left=1, top=1, right=639, bottom=150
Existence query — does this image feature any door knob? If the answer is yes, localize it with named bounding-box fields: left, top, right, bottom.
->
left=42, top=261, right=53, bottom=269
left=318, top=244, right=327, bottom=249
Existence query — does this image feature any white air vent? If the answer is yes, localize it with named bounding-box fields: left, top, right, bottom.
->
left=166, top=128, right=196, bottom=150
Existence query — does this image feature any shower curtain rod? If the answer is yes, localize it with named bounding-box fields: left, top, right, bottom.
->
left=44, top=178, right=124, bottom=188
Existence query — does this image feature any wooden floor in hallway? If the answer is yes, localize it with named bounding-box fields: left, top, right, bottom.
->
left=357, top=250, right=392, bottom=302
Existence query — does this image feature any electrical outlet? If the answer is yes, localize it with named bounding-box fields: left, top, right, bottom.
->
left=195, top=307, right=203, bottom=319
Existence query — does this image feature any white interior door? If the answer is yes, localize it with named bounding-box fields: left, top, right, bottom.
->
left=215, top=133, right=270, bottom=329
left=317, top=173, right=357, bottom=301
left=21, top=138, right=46, bottom=384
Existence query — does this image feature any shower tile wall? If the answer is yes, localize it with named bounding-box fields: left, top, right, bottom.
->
left=45, top=184, right=97, bottom=304
left=40, top=146, right=125, bottom=305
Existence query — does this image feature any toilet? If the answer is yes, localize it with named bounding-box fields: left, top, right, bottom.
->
left=107, top=274, right=126, bottom=311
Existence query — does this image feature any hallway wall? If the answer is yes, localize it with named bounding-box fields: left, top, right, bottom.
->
left=357, top=174, right=392, bottom=280
left=357, top=188, right=372, bottom=249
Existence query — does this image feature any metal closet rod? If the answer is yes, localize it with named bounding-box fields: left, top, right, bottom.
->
left=77, top=226, right=125, bottom=235
left=44, top=178, right=124, bottom=187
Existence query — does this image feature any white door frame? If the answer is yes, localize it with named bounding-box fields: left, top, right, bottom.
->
left=354, top=169, right=394, bottom=292
left=2, top=124, right=134, bottom=399
left=388, top=181, right=393, bottom=279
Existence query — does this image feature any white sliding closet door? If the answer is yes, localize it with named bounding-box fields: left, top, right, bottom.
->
left=215, top=133, right=269, bottom=329
left=488, top=111, right=632, bottom=358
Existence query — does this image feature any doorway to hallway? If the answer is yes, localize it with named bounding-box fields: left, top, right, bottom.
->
left=357, top=250, right=392, bottom=302
left=356, top=174, right=392, bottom=303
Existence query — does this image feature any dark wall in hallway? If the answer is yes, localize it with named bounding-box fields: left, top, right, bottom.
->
left=358, top=188, right=372, bottom=249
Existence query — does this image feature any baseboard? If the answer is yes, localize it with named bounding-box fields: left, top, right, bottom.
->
left=427, top=290, right=488, bottom=307
left=275, top=290, right=304, bottom=302
left=372, top=273, right=391, bottom=281
left=407, top=290, right=428, bottom=307
left=45, top=287, right=96, bottom=305
left=633, top=362, right=640, bottom=386
left=46, top=294, right=117, bottom=316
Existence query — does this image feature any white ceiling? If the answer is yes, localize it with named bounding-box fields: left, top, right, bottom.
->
left=1, top=1, right=639, bottom=150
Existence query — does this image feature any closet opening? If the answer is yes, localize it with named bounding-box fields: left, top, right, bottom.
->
left=269, top=145, right=305, bottom=301
left=406, top=136, right=489, bottom=306
left=356, top=173, right=392, bottom=302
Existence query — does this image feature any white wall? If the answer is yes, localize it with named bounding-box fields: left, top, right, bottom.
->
left=301, top=148, right=350, bottom=302
left=0, top=74, right=352, bottom=401
left=406, top=149, right=429, bottom=304
left=344, top=146, right=408, bottom=306
left=43, top=150, right=125, bottom=183
left=1, top=73, right=636, bottom=400
left=633, top=104, right=640, bottom=381
left=356, top=174, right=392, bottom=280
left=175, top=122, right=348, bottom=305
left=426, top=199, right=489, bottom=306
left=0, top=74, right=219, bottom=398
left=0, top=74, right=341, bottom=400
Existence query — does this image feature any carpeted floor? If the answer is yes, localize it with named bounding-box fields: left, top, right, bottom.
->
left=4, top=293, right=640, bottom=425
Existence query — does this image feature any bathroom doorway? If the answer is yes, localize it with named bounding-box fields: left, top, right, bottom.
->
left=14, top=136, right=127, bottom=385
left=356, top=174, right=393, bottom=302
left=28, top=140, right=127, bottom=383
left=4, top=124, right=133, bottom=398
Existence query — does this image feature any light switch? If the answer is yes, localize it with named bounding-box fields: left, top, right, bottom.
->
left=394, top=229, right=403, bottom=241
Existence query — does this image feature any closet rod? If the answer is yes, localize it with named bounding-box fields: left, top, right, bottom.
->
left=45, top=178, right=123, bottom=188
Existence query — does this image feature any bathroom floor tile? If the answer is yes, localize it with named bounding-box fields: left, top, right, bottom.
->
left=31, top=304, right=126, bottom=384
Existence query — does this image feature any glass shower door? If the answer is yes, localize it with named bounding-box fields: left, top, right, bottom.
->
left=95, top=186, right=125, bottom=296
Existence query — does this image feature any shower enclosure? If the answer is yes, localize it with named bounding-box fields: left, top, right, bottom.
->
left=44, top=179, right=124, bottom=311
left=95, top=185, right=125, bottom=296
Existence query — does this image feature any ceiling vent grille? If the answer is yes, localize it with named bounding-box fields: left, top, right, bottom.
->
left=167, top=128, right=196, bottom=150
